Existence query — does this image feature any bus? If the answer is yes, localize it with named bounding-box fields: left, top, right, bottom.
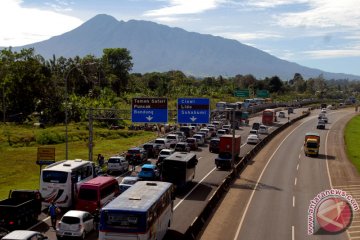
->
left=99, top=181, right=174, bottom=240
left=40, top=159, right=95, bottom=208
left=262, top=109, right=277, bottom=125
left=215, top=101, right=227, bottom=111
left=161, top=152, right=198, bottom=188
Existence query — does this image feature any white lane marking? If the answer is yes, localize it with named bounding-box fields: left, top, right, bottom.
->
left=298, top=154, right=301, bottom=159
left=292, top=226, right=295, bottom=240
left=296, top=163, right=299, bottom=171
left=293, top=196, right=295, bottom=207
left=294, top=178, right=297, bottom=186
left=325, top=130, right=333, bottom=188
left=174, top=164, right=216, bottom=209
left=233, top=118, right=310, bottom=240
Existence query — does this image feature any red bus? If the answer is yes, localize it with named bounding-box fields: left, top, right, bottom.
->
left=262, top=109, right=277, bottom=125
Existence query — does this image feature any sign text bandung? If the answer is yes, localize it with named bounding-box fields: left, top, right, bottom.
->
left=177, top=98, right=210, bottom=124
left=132, top=98, right=168, bottom=123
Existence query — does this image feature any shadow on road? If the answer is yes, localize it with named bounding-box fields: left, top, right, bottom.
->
left=176, top=182, right=213, bottom=202
left=230, top=177, right=283, bottom=191
left=317, top=154, right=336, bottom=160
left=164, top=229, right=186, bottom=240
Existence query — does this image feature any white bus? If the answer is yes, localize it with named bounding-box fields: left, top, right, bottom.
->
left=40, top=159, right=95, bottom=208
left=99, top=181, right=174, bottom=240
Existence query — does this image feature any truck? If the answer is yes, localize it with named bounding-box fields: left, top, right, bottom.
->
left=304, top=132, right=320, bottom=157
left=0, top=190, right=42, bottom=231
left=215, top=134, right=241, bottom=169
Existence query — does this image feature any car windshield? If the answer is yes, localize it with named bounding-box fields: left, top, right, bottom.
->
left=122, top=179, right=137, bottom=185
left=187, top=139, right=195, bottom=143
left=141, top=167, right=154, bottom=172
left=108, top=158, right=120, bottom=163
left=61, top=216, right=80, bottom=224
left=167, top=136, right=177, bottom=140
left=155, top=140, right=165, bottom=144
left=160, top=151, right=171, bottom=156
left=128, top=149, right=140, bottom=154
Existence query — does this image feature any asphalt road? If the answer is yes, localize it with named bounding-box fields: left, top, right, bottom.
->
left=27, top=107, right=305, bottom=239
left=200, top=108, right=354, bottom=240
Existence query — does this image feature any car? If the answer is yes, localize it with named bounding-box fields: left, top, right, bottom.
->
left=125, top=147, right=148, bottom=164
left=209, top=138, right=220, bottom=153
left=247, top=134, right=260, bottom=144
left=107, top=156, right=129, bottom=173
left=138, top=164, right=159, bottom=180
left=222, top=124, right=231, bottom=133
left=278, top=111, right=286, bottom=118
left=320, top=115, right=328, bottom=123
left=186, top=137, right=198, bottom=150
left=199, top=128, right=212, bottom=140
left=56, top=210, right=94, bottom=240
left=321, top=108, right=327, bottom=113
left=258, top=125, right=268, bottom=135
left=317, top=120, right=326, bottom=129
left=119, top=176, right=139, bottom=193
left=216, top=129, right=227, bottom=138
left=193, top=134, right=205, bottom=146
left=142, top=142, right=156, bottom=158
left=249, top=129, right=258, bottom=135
left=156, top=148, right=175, bottom=167
left=165, top=134, right=180, bottom=148
left=154, top=138, right=171, bottom=150
left=252, top=122, right=261, bottom=130
left=173, top=131, right=186, bottom=142
left=174, top=142, right=191, bottom=152
left=2, top=230, right=48, bottom=240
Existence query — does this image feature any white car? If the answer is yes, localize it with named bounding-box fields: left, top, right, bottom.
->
left=56, top=210, right=94, bottom=240
left=216, top=129, right=227, bottom=138
left=278, top=111, right=286, bottom=118
left=107, top=156, right=129, bottom=173
left=157, top=148, right=175, bottom=164
left=119, top=176, right=139, bottom=193
left=193, top=134, right=205, bottom=146
left=2, top=230, right=48, bottom=240
left=154, top=138, right=171, bottom=149
left=165, top=134, right=180, bottom=148
left=247, top=134, right=260, bottom=144
left=321, top=108, right=327, bottom=113
left=258, top=125, right=268, bottom=135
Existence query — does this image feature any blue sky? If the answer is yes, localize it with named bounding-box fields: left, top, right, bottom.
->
left=1, top=0, right=360, bottom=76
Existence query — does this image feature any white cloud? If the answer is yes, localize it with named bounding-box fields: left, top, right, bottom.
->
left=144, top=0, right=224, bottom=16
left=245, top=0, right=307, bottom=9
left=220, top=32, right=282, bottom=41
left=0, top=0, right=82, bottom=47
left=275, top=0, right=360, bottom=29
left=304, top=49, right=360, bottom=58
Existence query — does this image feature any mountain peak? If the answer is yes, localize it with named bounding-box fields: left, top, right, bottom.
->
left=12, top=14, right=360, bottom=80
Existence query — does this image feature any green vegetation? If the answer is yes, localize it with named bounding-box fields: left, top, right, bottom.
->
left=345, top=115, right=360, bottom=172
left=0, top=123, right=157, bottom=199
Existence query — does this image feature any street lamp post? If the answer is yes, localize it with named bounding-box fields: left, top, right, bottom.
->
left=64, top=65, right=80, bottom=160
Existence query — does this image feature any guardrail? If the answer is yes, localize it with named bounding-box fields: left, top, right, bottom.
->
left=183, top=110, right=311, bottom=239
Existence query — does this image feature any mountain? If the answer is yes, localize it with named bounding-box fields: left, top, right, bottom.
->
left=7, top=14, right=360, bottom=80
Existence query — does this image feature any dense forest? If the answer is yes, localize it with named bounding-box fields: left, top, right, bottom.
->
left=0, top=47, right=359, bottom=125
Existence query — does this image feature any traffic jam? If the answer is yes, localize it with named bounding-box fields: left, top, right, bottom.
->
left=0, top=97, right=312, bottom=240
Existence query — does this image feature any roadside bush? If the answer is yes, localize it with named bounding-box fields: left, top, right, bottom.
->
left=36, top=131, right=65, bottom=145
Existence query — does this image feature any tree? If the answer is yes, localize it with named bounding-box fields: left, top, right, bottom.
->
left=101, top=48, right=133, bottom=96
left=268, top=76, right=283, bottom=93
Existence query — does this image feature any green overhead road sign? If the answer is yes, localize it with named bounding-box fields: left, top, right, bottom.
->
left=234, top=89, right=249, bottom=97
left=256, top=90, right=270, bottom=98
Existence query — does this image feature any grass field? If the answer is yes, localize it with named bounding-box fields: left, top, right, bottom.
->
left=0, top=123, right=157, bottom=199
left=344, top=115, right=360, bottom=172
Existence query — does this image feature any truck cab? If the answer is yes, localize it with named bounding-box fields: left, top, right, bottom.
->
left=304, top=132, right=320, bottom=157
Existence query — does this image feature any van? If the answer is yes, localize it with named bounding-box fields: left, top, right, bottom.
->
left=107, top=156, right=129, bottom=173
left=76, top=176, right=119, bottom=214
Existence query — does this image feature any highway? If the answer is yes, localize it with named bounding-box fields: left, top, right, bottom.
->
left=28, top=107, right=307, bottom=239
left=199, top=108, right=356, bottom=240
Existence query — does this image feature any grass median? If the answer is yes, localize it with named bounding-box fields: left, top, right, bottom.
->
left=0, top=123, right=157, bottom=199
left=344, top=114, right=360, bottom=172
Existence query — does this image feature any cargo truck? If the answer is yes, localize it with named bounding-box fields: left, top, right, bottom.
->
left=304, top=132, right=320, bottom=157
left=0, top=190, right=42, bottom=231
left=215, top=134, right=241, bottom=169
